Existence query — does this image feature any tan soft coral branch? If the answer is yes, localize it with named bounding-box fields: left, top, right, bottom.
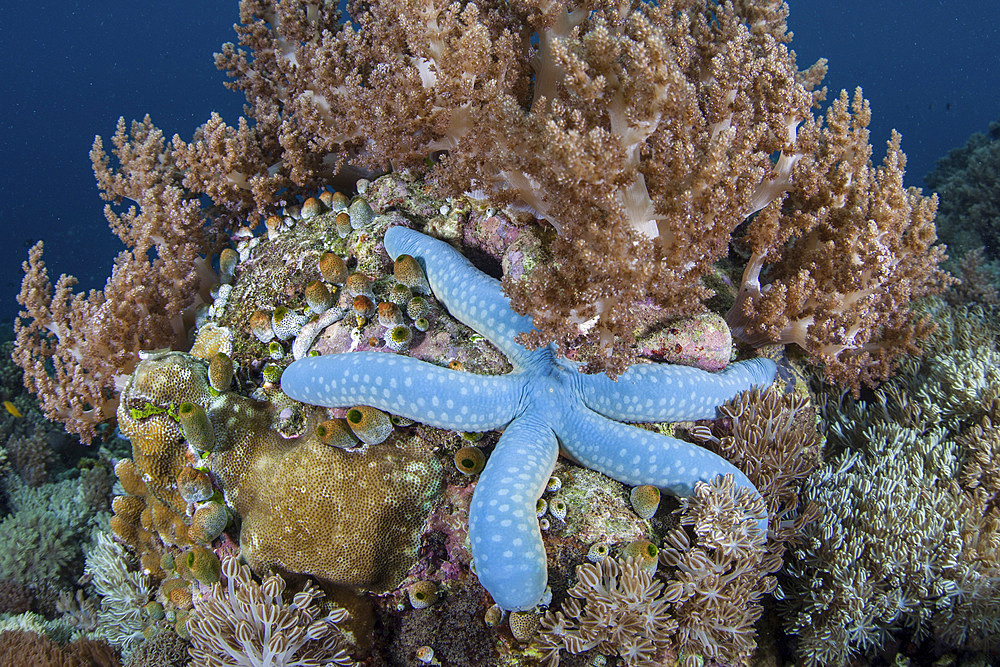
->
left=13, top=245, right=121, bottom=441
left=728, top=89, right=953, bottom=393
left=14, top=118, right=220, bottom=442
left=461, top=0, right=823, bottom=374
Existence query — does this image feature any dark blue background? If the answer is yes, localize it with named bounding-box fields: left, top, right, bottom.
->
left=2, top=1, right=997, bottom=324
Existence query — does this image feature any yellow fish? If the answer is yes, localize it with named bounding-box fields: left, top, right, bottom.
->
left=3, top=401, right=22, bottom=418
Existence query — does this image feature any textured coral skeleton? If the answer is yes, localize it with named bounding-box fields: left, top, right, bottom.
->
left=282, top=226, right=776, bottom=610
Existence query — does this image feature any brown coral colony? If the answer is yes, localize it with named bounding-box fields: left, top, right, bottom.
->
left=14, top=0, right=948, bottom=443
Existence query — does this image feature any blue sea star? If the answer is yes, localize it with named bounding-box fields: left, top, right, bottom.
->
left=282, top=226, right=776, bottom=610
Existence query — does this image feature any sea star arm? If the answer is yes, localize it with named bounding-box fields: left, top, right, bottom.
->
left=556, top=401, right=768, bottom=535
left=468, top=410, right=558, bottom=611
left=383, top=226, right=546, bottom=370
left=571, top=357, right=777, bottom=423
left=281, top=352, right=522, bottom=431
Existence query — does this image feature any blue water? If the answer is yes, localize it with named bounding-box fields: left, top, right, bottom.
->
left=1, top=0, right=996, bottom=325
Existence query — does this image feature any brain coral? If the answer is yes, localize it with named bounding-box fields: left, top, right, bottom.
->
left=117, top=350, right=443, bottom=590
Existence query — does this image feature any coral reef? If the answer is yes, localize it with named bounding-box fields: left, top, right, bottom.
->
left=208, top=0, right=945, bottom=381
left=528, top=377, right=823, bottom=665
left=283, top=226, right=775, bottom=610
left=6, top=0, right=976, bottom=662
left=89, top=179, right=814, bottom=661
left=925, top=118, right=1000, bottom=267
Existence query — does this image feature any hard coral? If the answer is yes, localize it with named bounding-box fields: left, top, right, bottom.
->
left=392, top=577, right=500, bottom=666
left=111, top=355, right=210, bottom=571
left=117, top=351, right=444, bottom=590
left=284, top=226, right=777, bottom=611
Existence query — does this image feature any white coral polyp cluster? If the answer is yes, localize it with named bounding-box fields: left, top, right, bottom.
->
left=534, top=557, right=677, bottom=666
left=188, top=555, right=354, bottom=667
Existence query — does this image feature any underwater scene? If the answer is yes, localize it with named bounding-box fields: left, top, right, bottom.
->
left=1, top=0, right=998, bottom=665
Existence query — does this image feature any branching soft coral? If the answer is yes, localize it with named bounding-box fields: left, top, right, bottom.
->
left=212, top=0, right=835, bottom=376
left=16, top=0, right=952, bottom=438
left=14, top=117, right=216, bottom=442
left=727, top=90, right=953, bottom=392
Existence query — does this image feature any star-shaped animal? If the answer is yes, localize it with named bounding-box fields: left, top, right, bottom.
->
left=282, top=226, right=776, bottom=610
